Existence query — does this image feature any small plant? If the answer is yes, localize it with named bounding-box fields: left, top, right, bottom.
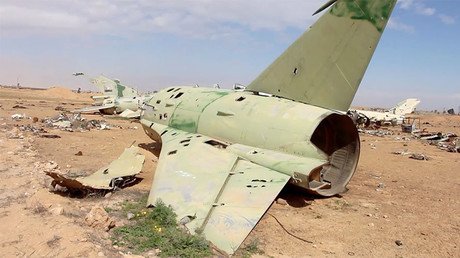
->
left=112, top=197, right=211, bottom=257
left=30, top=201, right=47, bottom=214
left=239, top=239, right=264, bottom=258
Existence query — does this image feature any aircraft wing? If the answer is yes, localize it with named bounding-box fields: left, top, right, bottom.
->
left=145, top=123, right=290, bottom=255
left=72, top=104, right=115, bottom=114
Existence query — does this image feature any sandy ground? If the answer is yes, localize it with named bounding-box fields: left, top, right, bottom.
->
left=0, top=87, right=459, bottom=257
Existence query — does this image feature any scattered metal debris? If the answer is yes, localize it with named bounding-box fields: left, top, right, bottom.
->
left=119, top=109, right=141, bottom=119
left=11, top=113, right=27, bottom=120
left=18, top=124, right=47, bottom=134
left=43, top=113, right=111, bottom=132
left=401, top=117, right=420, bottom=133
left=40, top=134, right=61, bottom=139
left=358, top=129, right=394, bottom=137
left=409, top=153, right=429, bottom=161
left=45, top=146, right=145, bottom=194
left=412, top=131, right=459, bottom=153
left=391, top=150, right=411, bottom=156
left=54, top=105, right=66, bottom=111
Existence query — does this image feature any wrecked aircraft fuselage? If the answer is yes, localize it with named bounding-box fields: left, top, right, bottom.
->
left=141, top=87, right=360, bottom=197
left=138, top=0, right=396, bottom=254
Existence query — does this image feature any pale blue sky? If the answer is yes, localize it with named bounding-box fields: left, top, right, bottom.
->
left=0, top=0, right=459, bottom=110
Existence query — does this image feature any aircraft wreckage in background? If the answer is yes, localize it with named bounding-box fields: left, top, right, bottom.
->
left=348, top=98, right=421, bottom=127
left=137, top=0, right=397, bottom=254
left=72, top=74, right=153, bottom=118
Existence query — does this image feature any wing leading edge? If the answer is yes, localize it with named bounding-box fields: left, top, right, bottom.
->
left=145, top=123, right=291, bottom=254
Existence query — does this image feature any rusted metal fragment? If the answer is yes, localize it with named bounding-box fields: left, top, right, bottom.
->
left=46, top=146, right=145, bottom=191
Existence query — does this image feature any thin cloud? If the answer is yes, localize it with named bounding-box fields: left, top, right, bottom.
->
left=399, top=0, right=414, bottom=10
left=388, top=18, right=415, bottom=33
left=0, top=0, right=323, bottom=39
left=398, top=0, right=435, bottom=16
left=415, top=5, right=435, bottom=16
left=396, top=0, right=457, bottom=30
left=439, top=14, right=456, bottom=25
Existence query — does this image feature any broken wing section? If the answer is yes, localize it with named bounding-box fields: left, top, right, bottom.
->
left=246, top=0, right=397, bottom=111
left=72, top=104, right=116, bottom=114
left=146, top=124, right=290, bottom=255
left=47, top=146, right=145, bottom=190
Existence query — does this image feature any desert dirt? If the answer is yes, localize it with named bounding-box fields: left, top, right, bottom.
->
left=0, top=86, right=459, bottom=257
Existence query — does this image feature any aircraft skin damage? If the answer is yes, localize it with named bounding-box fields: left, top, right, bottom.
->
left=141, top=88, right=360, bottom=196
left=138, top=0, right=397, bottom=255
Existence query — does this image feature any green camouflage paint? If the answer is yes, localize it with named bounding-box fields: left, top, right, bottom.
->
left=169, top=116, right=197, bottom=133
left=330, top=0, right=396, bottom=32
left=116, top=83, right=126, bottom=97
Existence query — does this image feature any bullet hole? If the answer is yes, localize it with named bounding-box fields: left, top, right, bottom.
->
left=235, top=96, right=246, bottom=102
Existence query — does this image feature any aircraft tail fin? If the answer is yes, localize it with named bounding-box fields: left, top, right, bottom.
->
left=245, top=0, right=397, bottom=111
left=90, top=75, right=139, bottom=98
left=114, top=81, right=138, bottom=98
left=389, top=98, right=421, bottom=116
left=90, top=75, right=117, bottom=96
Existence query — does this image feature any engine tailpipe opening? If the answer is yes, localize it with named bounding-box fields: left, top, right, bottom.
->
left=309, top=114, right=360, bottom=196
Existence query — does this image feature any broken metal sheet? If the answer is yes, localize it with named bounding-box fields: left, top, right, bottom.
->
left=413, top=131, right=459, bottom=153
left=11, top=114, right=26, bottom=120
left=119, top=109, right=141, bottom=119
left=46, top=146, right=145, bottom=191
left=72, top=104, right=116, bottom=114
left=409, top=153, right=429, bottom=161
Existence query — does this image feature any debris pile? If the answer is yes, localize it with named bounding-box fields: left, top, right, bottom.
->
left=43, top=113, right=110, bottom=132
left=18, top=124, right=48, bottom=135
left=412, top=131, right=459, bottom=153
left=358, top=128, right=394, bottom=137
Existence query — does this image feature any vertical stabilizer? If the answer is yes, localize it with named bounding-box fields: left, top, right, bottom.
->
left=90, top=75, right=139, bottom=98
left=246, top=0, right=397, bottom=111
left=389, top=98, right=421, bottom=115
